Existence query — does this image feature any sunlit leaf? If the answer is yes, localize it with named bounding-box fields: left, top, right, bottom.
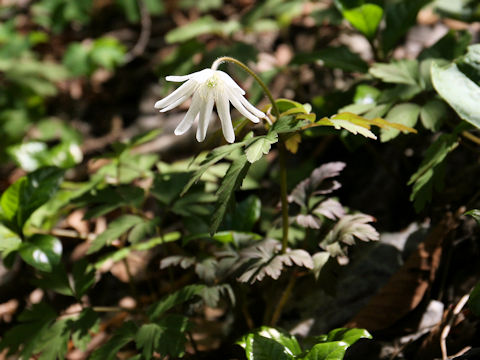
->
left=19, top=234, right=62, bottom=272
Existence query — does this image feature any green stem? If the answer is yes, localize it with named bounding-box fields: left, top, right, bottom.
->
left=270, top=272, right=297, bottom=326
left=212, top=56, right=289, bottom=253
left=211, top=56, right=280, bottom=119
left=278, top=139, right=289, bottom=253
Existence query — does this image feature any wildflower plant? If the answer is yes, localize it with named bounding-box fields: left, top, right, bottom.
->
left=6, top=0, right=480, bottom=357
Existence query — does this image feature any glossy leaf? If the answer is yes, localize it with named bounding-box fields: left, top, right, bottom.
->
left=244, top=334, right=294, bottom=360
left=431, top=62, right=480, bottom=128
left=302, top=341, right=349, bottom=360
left=19, top=234, right=62, bottom=272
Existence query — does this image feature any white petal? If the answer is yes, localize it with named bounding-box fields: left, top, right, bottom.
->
left=154, top=80, right=196, bottom=109
left=159, top=95, right=188, bottom=112
left=216, top=94, right=235, bottom=143
left=196, top=95, right=214, bottom=142
left=225, top=87, right=260, bottom=123
left=237, top=93, right=265, bottom=119
left=216, top=71, right=245, bottom=95
left=166, top=74, right=193, bottom=82
left=174, top=91, right=203, bottom=135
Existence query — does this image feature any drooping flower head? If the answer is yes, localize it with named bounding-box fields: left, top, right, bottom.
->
left=155, top=68, right=266, bottom=143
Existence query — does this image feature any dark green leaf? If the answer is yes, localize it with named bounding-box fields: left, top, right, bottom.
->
left=19, top=234, right=62, bottom=272
left=87, top=214, right=143, bottom=254
left=181, top=142, right=245, bottom=196
left=291, top=46, right=368, bottom=73
left=210, top=155, right=250, bottom=235
left=239, top=327, right=302, bottom=356
left=381, top=0, right=432, bottom=53
left=468, top=282, right=480, bottom=317
left=148, top=284, right=205, bottom=320
left=408, top=134, right=458, bottom=211
left=419, top=30, right=471, bottom=61
left=155, top=315, right=189, bottom=358
left=0, top=303, right=56, bottom=359
left=72, top=259, right=96, bottom=298
left=90, top=321, right=137, bottom=360
left=136, top=323, right=161, bottom=360
left=224, top=195, right=261, bottom=232
left=68, top=308, right=100, bottom=351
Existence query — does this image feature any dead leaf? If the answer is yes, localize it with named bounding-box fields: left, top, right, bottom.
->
left=346, top=213, right=458, bottom=332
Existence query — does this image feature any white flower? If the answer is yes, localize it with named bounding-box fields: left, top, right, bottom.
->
left=155, top=68, right=266, bottom=143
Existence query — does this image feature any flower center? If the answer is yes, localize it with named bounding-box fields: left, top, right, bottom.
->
left=206, top=76, right=217, bottom=88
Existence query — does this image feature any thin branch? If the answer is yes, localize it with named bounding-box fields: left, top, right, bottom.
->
left=440, top=293, right=470, bottom=360
left=125, top=0, right=151, bottom=62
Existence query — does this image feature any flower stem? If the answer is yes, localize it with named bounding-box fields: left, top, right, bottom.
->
left=212, top=56, right=289, bottom=253
left=211, top=56, right=280, bottom=119
left=278, top=139, right=289, bottom=253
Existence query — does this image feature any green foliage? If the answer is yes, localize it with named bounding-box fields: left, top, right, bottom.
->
left=0, top=166, right=64, bottom=235
left=408, top=134, right=459, bottom=212
left=63, top=37, right=126, bottom=76
left=336, top=2, right=383, bottom=39
left=431, top=45, right=480, bottom=129
left=468, top=281, right=480, bottom=317
left=238, top=326, right=371, bottom=360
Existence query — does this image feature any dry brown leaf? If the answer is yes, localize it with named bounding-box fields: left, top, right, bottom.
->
left=346, top=213, right=458, bottom=332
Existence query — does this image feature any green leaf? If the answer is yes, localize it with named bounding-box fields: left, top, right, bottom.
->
left=323, top=328, right=372, bottom=346
left=245, top=132, right=278, bottom=163
left=69, top=308, right=100, bottom=351
left=380, top=103, right=420, bottom=142
left=90, top=37, right=126, bottom=70
left=136, top=323, right=162, bottom=360
left=224, top=195, right=261, bottom=232
left=244, top=333, right=294, bottom=360
left=0, top=303, right=56, bottom=359
left=239, top=327, right=302, bottom=357
left=148, top=284, right=205, bottom=320
left=341, top=3, right=383, bottom=39
left=90, top=321, right=137, bottom=360
left=431, top=62, right=480, bottom=128
left=136, top=316, right=189, bottom=359
left=181, top=142, right=245, bottom=196
left=291, top=45, right=368, bottom=73
left=408, top=134, right=458, bottom=211
left=63, top=42, right=91, bottom=76
left=35, top=319, right=69, bottom=360
left=302, top=341, right=349, bottom=360
left=420, top=99, right=447, bottom=131
left=87, top=214, right=144, bottom=254
left=128, top=218, right=159, bottom=244
left=72, top=259, right=96, bottom=298
left=165, top=16, right=240, bottom=43
left=419, top=30, right=471, bottom=61
left=468, top=282, right=480, bottom=317
left=31, top=263, right=72, bottom=296
left=0, top=177, right=26, bottom=232
left=19, top=234, right=62, bottom=272
left=0, top=225, right=21, bottom=255
left=465, top=209, right=480, bottom=226
left=369, top=60, right=419, bottom=85
left=381, top=0, right=432, bottom=53
left=210, top=155, right=250, bottom=235
left=154, top=315, right=189, bottom=358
